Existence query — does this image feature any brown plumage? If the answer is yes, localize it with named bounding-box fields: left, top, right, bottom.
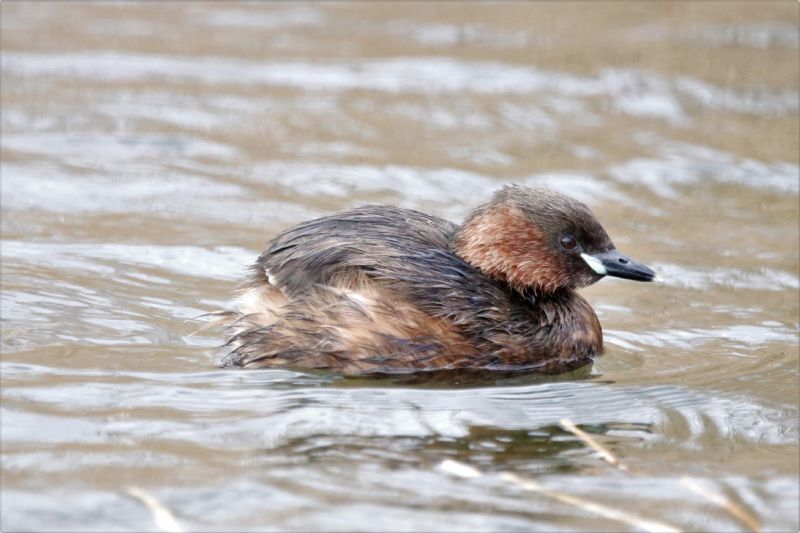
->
left=217, top=185, right=657, bottom=375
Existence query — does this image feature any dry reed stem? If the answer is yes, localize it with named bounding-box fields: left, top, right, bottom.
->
left=438, top=459, right=682, bottom=533
left=126, top=486, right=184, bottom=533
left=559, top=417, right=761, bottom=533
left=501, top=472, right=681, bottom=533
left=560, top=417, right=627, bottom=470
left=681, top=476, right=762, bottom=533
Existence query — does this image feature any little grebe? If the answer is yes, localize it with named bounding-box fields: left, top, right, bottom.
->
left=219, top=186, right=657, bottom=374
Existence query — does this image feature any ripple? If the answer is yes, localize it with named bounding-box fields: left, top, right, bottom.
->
left=607, top=323, right=797, bottom=351
left=1, top=241, right=252, bottom=351
left=190, top=4, right=324, bottom=30
left=5, top=53, right=795, bottom=120
left=654, top=262, right=799, bottom=291
left=1, top=490, right=147, bottom=532
left=630, top=21, right=800, bottom=49
left=1, top=240, right=252, bottom=281
left=3, top=371, right=794, bottom=449
left=243, top=161, right=625, bottom=219
left=0, top=162, right=245, bottom=217
left=609, top=141, right=799, bottom=197
left=385, top=20, right=529, bottom=49
left=1, top=132, right=238, bottom=162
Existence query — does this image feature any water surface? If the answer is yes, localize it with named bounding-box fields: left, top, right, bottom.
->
left=2, top=2, right=799, bottom=531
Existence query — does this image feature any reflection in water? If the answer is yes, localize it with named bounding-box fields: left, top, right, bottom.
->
left=1, top=1, right=798, bottom=531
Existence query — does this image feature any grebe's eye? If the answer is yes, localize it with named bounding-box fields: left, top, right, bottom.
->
left=560, top=234, right=578, bottom=250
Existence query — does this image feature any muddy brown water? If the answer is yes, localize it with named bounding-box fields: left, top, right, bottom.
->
left=1, top=2, right=798, bottom=531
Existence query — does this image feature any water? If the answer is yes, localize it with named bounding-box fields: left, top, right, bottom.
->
left=1, top=2, right=798, bottom=531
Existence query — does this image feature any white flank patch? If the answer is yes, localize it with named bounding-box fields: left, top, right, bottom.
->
left=581, top=253, right=607, bottom=275
left=345, top=291, right=371, bottom=305
left=236, top=287, right=270, bottom=315
left=329, top=287, right=372, bottom=306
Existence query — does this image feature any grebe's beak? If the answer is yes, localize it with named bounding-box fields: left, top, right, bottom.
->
left=581, top=250, right=659, bottom=282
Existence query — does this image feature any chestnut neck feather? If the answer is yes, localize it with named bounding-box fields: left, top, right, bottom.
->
left=451, top=202, right=571, bottom=293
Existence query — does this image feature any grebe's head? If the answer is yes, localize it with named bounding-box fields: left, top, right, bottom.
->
left=452, top=185, right=657, bottom=293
